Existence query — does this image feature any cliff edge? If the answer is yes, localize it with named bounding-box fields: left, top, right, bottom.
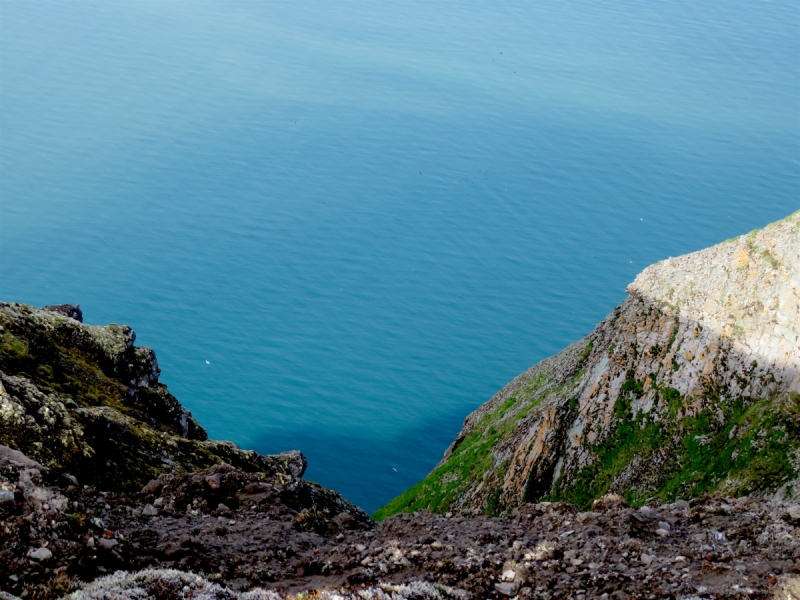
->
left=0, top=302, right=308, bottom=490
left=1, top=216, right=799, bottom=599
left=377, top=210, right=800, bottom=518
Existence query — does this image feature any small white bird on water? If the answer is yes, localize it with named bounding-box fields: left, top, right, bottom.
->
left=205, top=360, right=210, bottom=365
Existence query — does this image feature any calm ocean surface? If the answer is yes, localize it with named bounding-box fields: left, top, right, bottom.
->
left=1, top=1, right=798, bottom=512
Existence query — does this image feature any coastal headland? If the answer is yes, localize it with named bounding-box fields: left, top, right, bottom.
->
left=1, top=212, right=799, bottom=599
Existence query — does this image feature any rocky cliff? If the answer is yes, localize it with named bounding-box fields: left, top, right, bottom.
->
left=377, top=211, right=800, bottom=518
left=1, top=216, right=800, bottom=599
left=0, top=302, right=309, bottom=490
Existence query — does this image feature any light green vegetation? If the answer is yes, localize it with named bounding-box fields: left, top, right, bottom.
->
left=549, top=388, right=799, bottom=509
left=373, top=371, right=556, bottom=520
left=374, top=342, right=591, bottom=520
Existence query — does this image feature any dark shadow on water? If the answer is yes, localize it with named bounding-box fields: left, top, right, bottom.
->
left=253, top=412, right=467, bottom=515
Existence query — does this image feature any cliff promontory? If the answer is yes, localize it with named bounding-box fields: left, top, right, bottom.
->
left=0, top=302, right=313, bottom=490
left=377, top=210, right=800, bottom=518
left=1, top=213, right=800, bottom=600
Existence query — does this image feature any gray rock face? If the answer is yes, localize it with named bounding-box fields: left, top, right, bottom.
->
left=631, top=213, right=800, bottom=392
left=141, top=503, right=158, bottom=516
left=279, top=449, right=308, bottom=478
left=42, top=304, right=83, bottom=323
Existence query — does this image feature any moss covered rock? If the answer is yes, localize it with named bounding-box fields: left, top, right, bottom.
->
left=0, top=302, right=304, bottom=492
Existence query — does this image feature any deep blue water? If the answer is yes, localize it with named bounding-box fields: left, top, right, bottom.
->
left=1, top=1, right=798, bottom=513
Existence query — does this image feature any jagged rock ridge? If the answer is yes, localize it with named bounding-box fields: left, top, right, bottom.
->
left=0, top=302, right=307, bottom=490
left=377, top=211, right=800, bottom=518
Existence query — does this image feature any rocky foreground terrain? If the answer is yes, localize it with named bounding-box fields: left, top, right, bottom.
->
left=1, top=444, right=799, bottom=599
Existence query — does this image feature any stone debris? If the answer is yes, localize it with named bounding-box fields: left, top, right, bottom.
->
left=1, top=450, right=798, bottom=599
left=142, top=503, right=158, bottom=516
left=26, top=547, right=53, bottom=561
left=63, top=569, right=468, bottom=600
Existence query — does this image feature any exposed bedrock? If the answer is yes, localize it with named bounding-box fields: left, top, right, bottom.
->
left=378, top=211, right=799, bottom=518
left=0, top=302, right=305, bottom=492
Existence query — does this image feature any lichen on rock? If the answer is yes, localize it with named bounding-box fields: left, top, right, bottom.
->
left=0, top=302, right=302, bottom=491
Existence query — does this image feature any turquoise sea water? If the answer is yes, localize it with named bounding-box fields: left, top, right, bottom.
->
left=1, top=1, right=798, bottom=512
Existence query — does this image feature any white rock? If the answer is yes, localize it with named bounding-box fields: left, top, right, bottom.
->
left=495, top=581, right=519, bottom=597
left=142, top=504, right=158, bottom=516
left=28, top=547, right=52, bottom=561
left=784, top=505, right=800, bottom=524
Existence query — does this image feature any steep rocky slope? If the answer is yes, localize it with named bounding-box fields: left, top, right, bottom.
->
left=377, top=211, right=800, bottom=518
left=2, top=213, right=800, bottom=599
left=0, top=302, right=308, bottom=491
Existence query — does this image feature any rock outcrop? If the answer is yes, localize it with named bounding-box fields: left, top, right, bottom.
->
left=2, top=212, right=800, bottom=599
left=0, top=302, right=306, bottom=491
left=377, top=211, right=800, bottom=518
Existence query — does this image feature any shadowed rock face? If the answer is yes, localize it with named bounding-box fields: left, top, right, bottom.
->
left=0, top=302, right=306, bottom=491
left=378, top=211, right=800, bottom=518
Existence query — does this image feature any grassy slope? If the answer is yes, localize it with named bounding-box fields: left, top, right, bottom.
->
left=374, top=342, right=590, bottom=520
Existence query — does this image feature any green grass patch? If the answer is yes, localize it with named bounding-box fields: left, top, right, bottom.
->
left=620, top=369, right=644, bottom=398
left=660, top=387, right=684, bottom=418
left=657, top=397, right=799, bottom=500
left=549, top=418, right=666, bottom=508
left=374, top=365, right=585, bottom=520
left=550, top=394, right=799, bottom=510
left=0, top=331, right=29, bottom=359
left=577, top=340, right=593, bottom=363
